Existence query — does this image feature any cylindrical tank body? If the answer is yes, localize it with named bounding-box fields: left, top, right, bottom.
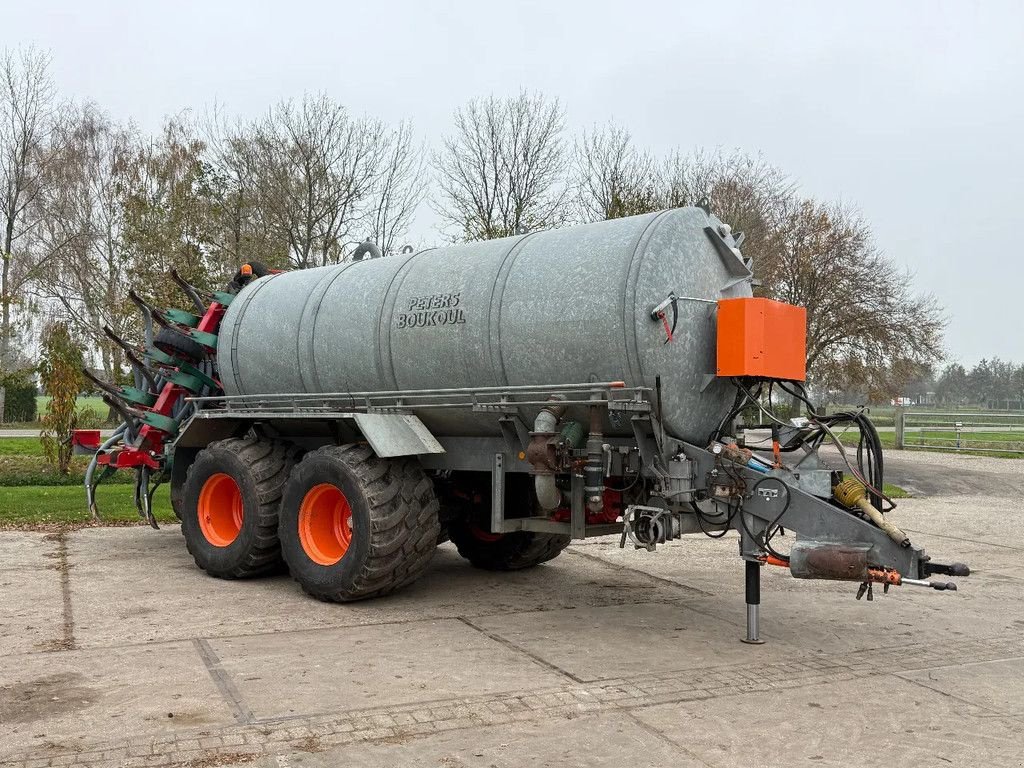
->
left=217, top=208, right=752, bottom=443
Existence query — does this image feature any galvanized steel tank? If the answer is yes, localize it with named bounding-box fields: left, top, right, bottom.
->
left=217, top=207, right=753, bottom=443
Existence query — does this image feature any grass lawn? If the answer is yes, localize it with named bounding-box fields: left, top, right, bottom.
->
left=0, top=483, right=175, bottom=529
left=884, top=483, right=910, bottom=499
left=0, top=434, right=133, bottom=486
left=0, top=437, right=44, bottom=456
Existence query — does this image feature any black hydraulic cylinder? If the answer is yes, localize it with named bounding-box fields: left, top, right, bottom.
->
left=745, top=559, right=761, bottom=605
left=741, top=559, right=764, bottom=644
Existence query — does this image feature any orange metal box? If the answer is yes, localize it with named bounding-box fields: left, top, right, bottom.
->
left=716, top=297, right=807, bottom=381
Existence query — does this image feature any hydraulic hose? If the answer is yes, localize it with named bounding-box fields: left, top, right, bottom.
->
left=84, top=424, right=127, bottom=519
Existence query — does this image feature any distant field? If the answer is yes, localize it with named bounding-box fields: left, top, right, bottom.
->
left=823, top=404, right=1024, bottom=429
left=35, top=395, right=108, bottom=417
left=836, top=426, right=1023, bottom=458
left=901, top=429, right=1024, bottom=454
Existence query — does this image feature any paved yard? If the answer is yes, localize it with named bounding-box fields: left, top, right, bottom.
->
left=1, top=450, right=1022, bottom=767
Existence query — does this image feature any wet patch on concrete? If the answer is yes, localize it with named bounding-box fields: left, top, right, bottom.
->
left=0, top=672, right=99, bottom=724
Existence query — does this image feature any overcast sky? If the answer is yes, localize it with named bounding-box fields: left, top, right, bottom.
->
left=3, top=0, right=1021, bottom=366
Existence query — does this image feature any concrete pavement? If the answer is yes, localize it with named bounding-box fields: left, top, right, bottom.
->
left=1, top=450, right=1022, bottom=767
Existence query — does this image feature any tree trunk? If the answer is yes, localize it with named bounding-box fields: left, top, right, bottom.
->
left=1, top=231, right=12, bottom=369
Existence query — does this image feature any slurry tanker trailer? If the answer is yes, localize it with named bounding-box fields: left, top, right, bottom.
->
left=76, top=207, right=968, bottom=642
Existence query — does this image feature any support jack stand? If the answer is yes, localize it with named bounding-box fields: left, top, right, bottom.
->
left=741, top=559, right=765, bottom=644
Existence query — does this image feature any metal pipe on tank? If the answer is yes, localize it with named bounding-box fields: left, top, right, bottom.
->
left=350, top=240, right=382, bottom=261
left=528, top=397, right=567, bottom=511
left=584, top=403, right=605, bottom=513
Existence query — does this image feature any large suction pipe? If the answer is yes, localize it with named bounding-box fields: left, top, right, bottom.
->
left=350, top=240, right=382, bottom=261
left=584, top=403, right=605, bottom=514
left=527, top=397, right=566, bottom=511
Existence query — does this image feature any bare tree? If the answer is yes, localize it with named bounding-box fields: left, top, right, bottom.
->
left=367, top=120, right=425, bottom=256
left=203, top=105, right=287, bottom=270
left=252, top=94, right=388, bottom=269
left=434, top=91, right=568, bottom=240
left=574, top=140, right=793, bottom=267
left=0, top=46, right=59, bottom=371
left=760, top=198, right=945, bottom=393
left=574, top=122, right=657, bottom=222
left=31, top=104, right=136, bottom=380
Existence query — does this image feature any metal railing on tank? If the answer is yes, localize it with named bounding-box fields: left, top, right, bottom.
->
left=187, top=381, right=653, bottom=418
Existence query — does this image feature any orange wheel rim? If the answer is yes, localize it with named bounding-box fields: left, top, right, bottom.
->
left=298, top=483, right=353, bottom=566
left=470, top=523, right=503, bottom=543
left=198, top=473, right=243, bottom=547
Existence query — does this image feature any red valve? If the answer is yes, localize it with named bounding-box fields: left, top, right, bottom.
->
left=657, top=310, right=673, bottom=343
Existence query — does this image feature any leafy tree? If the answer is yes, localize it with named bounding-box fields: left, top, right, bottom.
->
left=38, top=321, right=84, bottom=474
left=935, top=362, right=969, bottom=405
left=905, top=364, right=937, bottom=405
left=760, top=199, right=945, bottom=392
left=660, top=148, right=793, bottom=267
left=965, top=358, right=1020, bottom=408
left=967, top=360, right=995, bottom=407
left=1011, top=364, right=1024, bottom=408
left=120, top=116, right=222, bottom=311
left=0, top=368, right=36, bottom=421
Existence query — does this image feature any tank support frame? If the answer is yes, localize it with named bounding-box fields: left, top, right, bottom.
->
left=173, top=378, right=966, bottom=642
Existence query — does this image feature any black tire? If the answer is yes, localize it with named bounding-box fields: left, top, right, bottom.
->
left=448, top=522, right=570, bottom=571
left=170, top=447, right=200, bottom=521
left=179, top=437, right=298, bottom=578
left=279, top=444, right=440, bottom=602
left=154, top=326, right=205, bottom=363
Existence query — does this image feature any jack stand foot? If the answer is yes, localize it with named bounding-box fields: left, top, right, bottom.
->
left=741, top=559, right=765, bottom=644
left=741, top=604, right=765, bottom=644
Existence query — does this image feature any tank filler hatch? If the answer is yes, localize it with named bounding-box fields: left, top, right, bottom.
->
left=716, top=297, right=807, bottom=381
